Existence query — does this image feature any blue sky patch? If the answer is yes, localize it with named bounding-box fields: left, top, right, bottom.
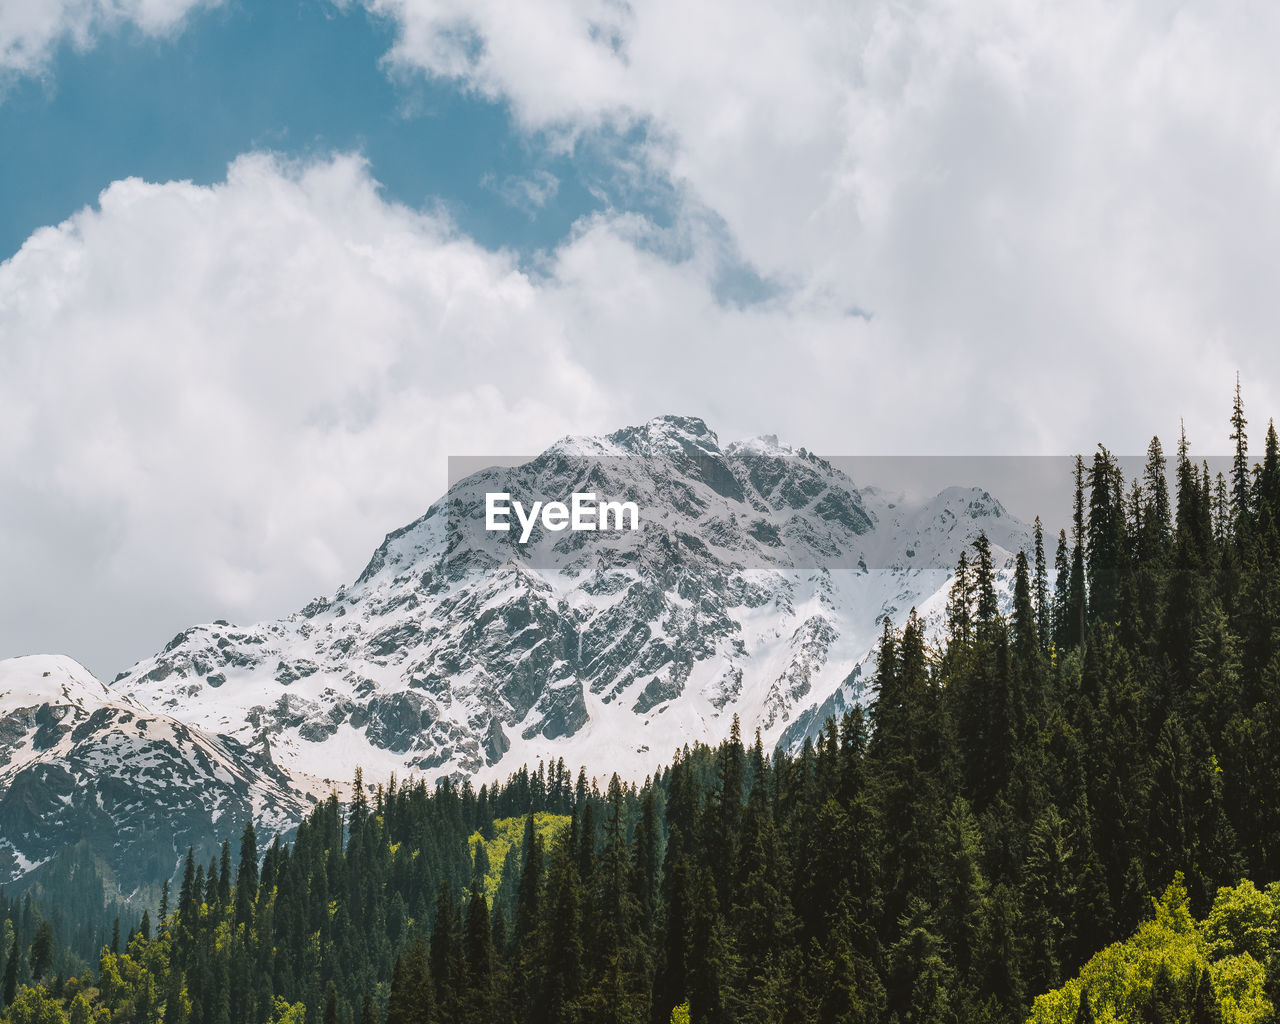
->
left=0, top=0, right=660, bottom=263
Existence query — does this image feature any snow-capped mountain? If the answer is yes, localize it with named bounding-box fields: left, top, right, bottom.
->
left=0, top=417, right=1033, bottom=892
left=103, top=415, right=1032, bottom=796
left=0, top=655, right=309, bottom=891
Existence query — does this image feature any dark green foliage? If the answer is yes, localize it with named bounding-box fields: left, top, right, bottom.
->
left=385, top=936, right=431, bottom=1024
left=27, top=924, right=52, bottom=984
left=1191, top=969, right=1223, bottom=1024
left=235, top=821, right=258, bottom=929
left=12, top=386, right=1280, bottom=1024
left=3, top=934, right=17, bottom=1008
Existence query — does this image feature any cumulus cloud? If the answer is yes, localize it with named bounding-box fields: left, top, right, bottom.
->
left=0, top=154, right=612, bottom=674
left=0, top=150, right=1043, bottom=675
left=0, top=0, right=213, bottom=79
left=8, top=0, right=1280, bottom=672
left=0, top=145, right=1244, bottom=676
left=364, top=0, right=1280, bottom=446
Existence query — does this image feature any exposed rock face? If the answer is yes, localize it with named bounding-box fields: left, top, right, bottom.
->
left=2, top=416, right=1033, bottom=895
left=0, top=655, right=308, bottom=891
left=105, top=416, right=1031, bottom=793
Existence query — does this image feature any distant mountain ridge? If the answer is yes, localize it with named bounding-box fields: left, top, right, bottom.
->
left=0, top=415, right=1032, bottom=891
left=111, top=415, right=1030, bottom=788
left=0, top=654, right=308, bottom=894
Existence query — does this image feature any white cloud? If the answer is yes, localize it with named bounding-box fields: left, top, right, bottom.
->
left=483, top=168, right=560, bottom=214
left=364, top=0, right=1280, bottom=448
left=0, top=0, right=213, bottom=79
left=0, top=153, right=612, bottom=674
left=2, top=134, right=1273, bottom=673
left=0, top=151, right=1015, bottom=675
left=8, top=0, right=1280, bottom=671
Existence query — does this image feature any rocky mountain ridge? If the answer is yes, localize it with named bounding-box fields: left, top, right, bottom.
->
left=112, top=416, right=1031, bottom=792
left=0, top=654, right=309, bottom=893
left=0, top=416, right=1032, bottom=889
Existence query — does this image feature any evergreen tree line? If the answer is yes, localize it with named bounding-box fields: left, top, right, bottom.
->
left=2, top=844, right=137, bottom=1004
left=7, top=385, right=1280, bottom=1023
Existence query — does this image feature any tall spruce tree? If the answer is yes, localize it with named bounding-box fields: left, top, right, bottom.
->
left=1068, top=454, right=1088, bottom=647
left=1035, top=516, right=1051, bottom=649
left=1231, top=374, right=1251, bottom=538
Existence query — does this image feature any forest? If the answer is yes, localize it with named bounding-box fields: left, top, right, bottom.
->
left=5, top=386, right=1280, bottom=1023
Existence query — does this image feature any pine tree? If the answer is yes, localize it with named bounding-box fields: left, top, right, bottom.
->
left=386, top=936, right=432, bottom=1024
left=1023, top=805, right=1076, bottom=994
left=887, top=898, right=953, bottom=1024
left=654, top=849, right=693, bottom=1024
left=180, top=848, right=197, bottom=919
left=323, top=984, right=339, bottom=1024
left=541, top=834, right=584, bottom=1024
left=513, top=813, right=544, bottom=1010
left=1013, top=550, right=1039, bottom=664
left=430, top=884, right=462, bottom=1011
left=1149, top=716, right=1194, bottom=890
left=632, top=789, right=660, bottom=941
left=734, top=779, right=798, bottom=990
left=937, top=797, right=987, bottom=984
left=219, top=840, right=233, bottom=907
left=874, top=613, right=945, bottom=922
left=350, top=767, right=369, bottom=841
left=946, top=551, right=974, bottom=648
left=1166, top=425, right=1213, bottom=686
left=1214, top=471, right=1231, bottom=545
left=514, top=814, right=542, bottom=946
left=2, top=933, right=17, bottom=1008
left=236, top=821, right=259, bottom=929
left=1259, top=420, right=1280, bottom=519
left=472, top=841, right=490, bottom=887
left=709, top=718, right=744, bottom=911
left=204, top=857, right=218, bottom=908
left=978, top=883, right=1024, bottom=1016
left=1231, top=374, right=1251, bottom=538
left=577, top=802, right=597, bottom=893
left=1034, top=516, right=1051, bottom=649
left=29, top=921, right=53, bottom=982
left=1068, top=455, right=1088, bottom=647
left=972, top=532, right=1000, bottom=627
left=1143, top=435, right=1172, bottom=546
left=1067, top=793, right=1114, bottom=963
left=1091, top=446, right=1128, bottom=623
left=589, top=775, right=647, bottom=1023
left=686, top=865, right=730, bottom=1024
left=464, top=881, right=492, bottom=992
left=1054, top=528, right=1072, bottom=650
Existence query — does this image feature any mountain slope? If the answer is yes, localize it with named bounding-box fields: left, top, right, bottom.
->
left=0, top=654, right=309, bottom=891
left=109, top=416, right=1033, bottom=794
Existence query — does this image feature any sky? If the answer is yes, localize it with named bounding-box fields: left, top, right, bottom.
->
left=1, top=0, right=1278, bottom=676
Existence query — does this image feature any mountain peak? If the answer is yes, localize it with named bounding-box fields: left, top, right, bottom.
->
left=605, top=414, right=720, bottom=456
left=725, top=433, right=795, bottom=458
left=0, top=654, right=112, bottom=709
left=103, top=415, right=1032, bottom=798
